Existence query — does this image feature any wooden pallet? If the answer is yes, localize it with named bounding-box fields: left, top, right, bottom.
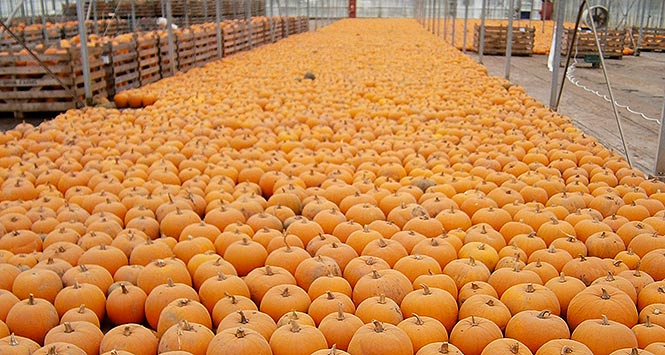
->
left=0, top=46, right=106, bottom=114
left=136, top=34, right=161, bottom=85
left=22, top=29, right=43, bottom=48
left=632, top=27, right=665, bottom=52
left=473, top=25, right=535, bottom=56
left=270, top=18, right=284, bottom=42
left=223, top=23, right=250, bottom=56
left=103, top=39, right=140, bottom=96
left=194, top=28, right=217, bottom=66
left=156, top=32, right=178, bottom=78
left=176, top=31, right=197, bottom=72
left=562, top=28, right=624, bottom=59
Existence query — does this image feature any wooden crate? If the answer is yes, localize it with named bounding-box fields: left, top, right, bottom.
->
left=22, top=29, right=43, bottom=48
left=103, top=39, right=140, bottom=96
left=632, top=27, right=665, bottom=52
left=251, top=19, right=270, bottom=46
left=136, top=34, right=161, bottom=85
left=223, top=23, right=249, bottom=56
left=176, top=31, right=197, bottom=72
left=0, top=46, right=107, bottom=114
left=64, top=23, right=78, bottom=39
left=299, top=17, right=309, bottom=33
left=157, top=32, right=178, bottom=78
left=270, top=17, right=284, bottom=42
left=473, top=25, right=535, bottom=56
left=194, top=28, right=217, bottom=66
left=561, top=28, right=624, bottom=59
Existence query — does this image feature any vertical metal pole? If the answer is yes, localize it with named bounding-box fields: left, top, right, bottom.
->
left=296, top=0, right=301, bottom=33
left=505, top=0, right=514, bottom=79
left=443, top=0, right=448, bottom=40
left=203, top=0, right=208, bottom=22
left=215, top=0, right=222, bottom=58
left=463, top=0, right=468, bottom=53
left=451, top=0, right=457, bottom=46
left=548, top=0, right=564, bottom=109
left=29, top=0, right=36, bottom=24
left=656, top=97, right=665, bottom=178
left=529, top=0, right=534, bottom=23
left=637, top=0, right=649, bottom=52
left=246, top=0, right=252, bottom=47
left=184, top=0, right=189, bottom=27
left=76, top=0, right=92, bottom=104
left=130, top=0, right=136, bottom=32
left=166, top=0, right=177, bottom=75
left=285, top=0, right=289, bottom=36
left=306, top=0, right=310, bottom=31
left=40, top=0, right=48, bottom=41
left=479, top=0, right=487, bottom=63
left=92, top=0, right=98, bottom=35
left=434, top=0, right=438, bottom=35
left=660, top=0, right=664, bottom=28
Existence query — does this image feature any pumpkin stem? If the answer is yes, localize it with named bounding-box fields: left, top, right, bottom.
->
left=413, top=313, right=424, bottom=325
left=420, top=283, right=432, bottom=295
left=47, top=345, right=58, bottom=355
left=365, top=257, right=376, bottom=266
left=468, top=256, right=476, bottom=266
left=180, top=319, right=193, bottom=331
left=378, top=294, right=387, bottom=304
left=235, top=327, right=247, bottom=338
left=79, top=264, right=89, bottom=272
left=548, top=244, right=557, bottom=253
left=166, top=278, right=175, bottom=287
left=645, top=315, right=653, bottom=327
left=238, top=310, right=249, bottom=324
left=336, top=302, right=345, bottom=321
left=329, top=344, right=338, bottom=355
left=224, top=293, right=237, bottom=304
left=537, top=310, right=551, bottom=319
left=630, top=348, right=639, bottom=355
left=371, top=269, right=381, bottom=279
left=177, top=298, right=191, bottom=307
left=289, top=320, right=301, bottom=333
left=326, top=291, right=335, bottom=300
left=470, top=315, right=479, bottom=326
left=439, top=342, right=451, bottom=353
left=470, top=282, right=480, bottom=290
left=28, top=293, right=35, bottom=305
left=77, top=304, right=87, bottom=314
left=283, top=234, right=291, bottom=251
left=600, top=288, right=611, bottom=300
left=525, top=283, right=536, bottom=293
left=486, top=299, right=495, bottom=307
left=281, top=287, right=290, bottom=297
left=378, top=238, right=387, bottom=248
left=123, top=325, right=132, bottom=336
left=63, top=322, right=74, bottom=333
left=600, top=314, right=610, bottom=325
left=265, top=265, right=274, bottom=276
left=510, top=342, right=520, bottom=354
left=560, top=345, right=574, bottom=354
left=372, top=320, right=385, bottom=333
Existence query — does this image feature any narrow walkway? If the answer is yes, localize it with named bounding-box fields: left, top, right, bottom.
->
left=469, top=51, right=664, bottom=175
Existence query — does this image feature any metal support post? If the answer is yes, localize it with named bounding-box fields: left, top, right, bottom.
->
left=246, top=0, right=252, bottom=48
left=76, top=0, right=92, bottom=105
left=131, top=0, right=137, bottom=32
left=656, top=97, right=665, bottom=178
left=463, top=0, right=468, bottom=52
left=478, top=0, right=487, bottom=63
left=40, top=0, right=49, bottom=41
left=285, top=0, right=289, bottom=37
left=548, top=0, right=564, bottom=109
left=166, top=0, right=177, bottom=75
left=505, top=0, right=514, bottom=79
left=443, top=0, right=449, bottom=41
left=215, top=0, right=222, bottom=58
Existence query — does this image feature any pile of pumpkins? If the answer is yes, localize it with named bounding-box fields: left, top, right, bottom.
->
left=0, top=18, right=664, bottom=355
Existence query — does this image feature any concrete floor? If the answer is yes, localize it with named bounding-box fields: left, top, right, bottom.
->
left=468, top=50, right=665, bottom=176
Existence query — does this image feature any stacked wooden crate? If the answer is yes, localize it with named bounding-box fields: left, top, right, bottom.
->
left=136, top=34, right=162, bottom=85
left=0, top=46, right=107, bottom=115
left=223, top=21, right=250, bottom=56
left=102, top=38, right=140, bottom=96
left=176, top=30, right=197, bottom=72
left=194, top=27, right=218, bottom=66
left=156, top=31, right=177, bottom=78
left=632, top=28, right=665, bottom=52
left=561, top=28, right=624, bottom=59
left=473, top=25, right=535, bottom=56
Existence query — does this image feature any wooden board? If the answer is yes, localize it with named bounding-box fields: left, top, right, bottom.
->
left=0, top=47, right=106, bottom=113
left=177, top=31, right=197, bottom=72
left=137, top=35, right=161, bottom=85
left=473, top=25, right=535, bottom=56
left=103, top=39, right=140, bottom=96
left=194, top=29, right=218, bottom=66
left=157, top=33, right=177, bottom=78
left=561, top=28, right=624, bottom=59
left=632, top=27, right=665, bottom=52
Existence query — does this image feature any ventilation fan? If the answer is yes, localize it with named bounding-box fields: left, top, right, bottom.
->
left=582, top=5, right=609, bottom=30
